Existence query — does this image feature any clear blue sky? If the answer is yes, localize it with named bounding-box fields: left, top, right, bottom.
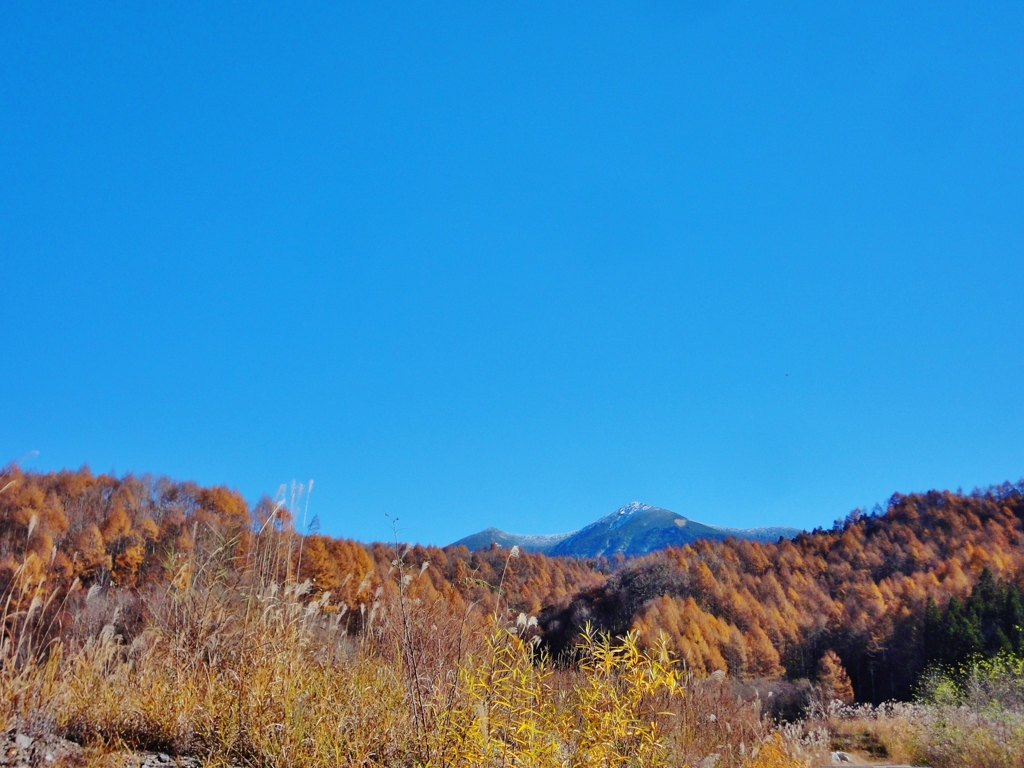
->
left=2, top=2, right=1022, bottom=545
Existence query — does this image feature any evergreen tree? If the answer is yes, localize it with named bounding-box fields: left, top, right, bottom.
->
left=923, top=570, right=1024, bottom=668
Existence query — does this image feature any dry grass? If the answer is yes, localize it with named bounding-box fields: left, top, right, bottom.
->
left=0, top=529, right=826, bottom=767
left=810, top=657, right=1024, bottom=768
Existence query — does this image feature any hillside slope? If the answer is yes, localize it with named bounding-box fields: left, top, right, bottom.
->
left=540, top=484, right=1024, bottom=702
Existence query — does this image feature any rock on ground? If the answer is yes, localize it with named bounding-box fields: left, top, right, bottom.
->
left=0, top=729, right=84, bottom=767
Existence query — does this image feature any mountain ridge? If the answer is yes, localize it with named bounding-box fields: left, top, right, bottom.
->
left=452, top=502, right=801, bottom=557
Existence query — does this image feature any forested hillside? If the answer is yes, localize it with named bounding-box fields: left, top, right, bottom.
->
left=3, top=463, right=1023, bottom=703
left=542, top=484, right=1024, bottom=701
left=0, top=465, right=607, bottom=624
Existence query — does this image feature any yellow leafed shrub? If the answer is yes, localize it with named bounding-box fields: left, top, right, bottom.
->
left=431, top=623, right=684, bottom=768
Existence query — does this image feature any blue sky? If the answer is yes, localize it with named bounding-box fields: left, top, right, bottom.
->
left=2, top=2, right=1022, bottom=545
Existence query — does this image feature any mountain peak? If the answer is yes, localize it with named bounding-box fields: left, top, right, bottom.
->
left=452, top=503, right=801, bottom=557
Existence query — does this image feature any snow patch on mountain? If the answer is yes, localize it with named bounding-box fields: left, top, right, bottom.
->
left=609, top=501, right=655, bottom=529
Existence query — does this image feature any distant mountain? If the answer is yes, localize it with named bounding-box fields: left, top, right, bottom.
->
left=451, top=527, right=573, bottom=554
left=451, top=502, right=801, bottom=558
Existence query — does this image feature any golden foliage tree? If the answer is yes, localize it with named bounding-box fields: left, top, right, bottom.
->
left=817, top=649, right=854, bottom=704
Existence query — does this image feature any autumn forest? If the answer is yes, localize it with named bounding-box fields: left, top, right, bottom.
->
left=4, top=463, right=1023, bottom=707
